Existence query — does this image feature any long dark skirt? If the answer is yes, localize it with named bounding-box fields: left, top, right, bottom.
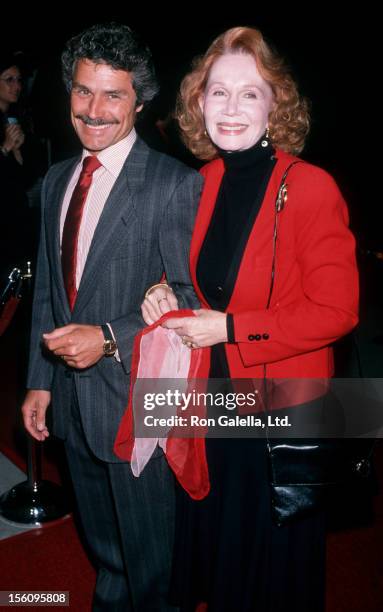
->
left=169, top=437, right=326, bottom=612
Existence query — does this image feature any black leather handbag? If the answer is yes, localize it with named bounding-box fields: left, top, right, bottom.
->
left=264, top=163, right=375, bottom=527
left=267, top=431, right=375, bottom=526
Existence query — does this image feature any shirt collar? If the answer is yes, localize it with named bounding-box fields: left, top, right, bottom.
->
left=81, top=128, right=137, bottom=178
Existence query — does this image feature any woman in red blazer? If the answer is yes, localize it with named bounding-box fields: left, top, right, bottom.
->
left=142, top=26, right=358, bottom=612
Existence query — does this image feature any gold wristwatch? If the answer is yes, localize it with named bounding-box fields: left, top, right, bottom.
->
left=101, top=324, right=117, bottom=357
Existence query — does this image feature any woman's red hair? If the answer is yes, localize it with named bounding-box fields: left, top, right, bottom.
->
left=177, top=27, right=310, bottom=160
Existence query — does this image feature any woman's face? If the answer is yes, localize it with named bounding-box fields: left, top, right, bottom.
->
left=199, top=52, right=274, bottom=152
left=0, top=65, right=22, bottom=111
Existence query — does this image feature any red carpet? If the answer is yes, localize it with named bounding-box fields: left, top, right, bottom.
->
left=0, top=517, right=96, bottom=610
left=1, top=489, right=382, bottom=611
left=1, top=321, right=383, bottom=610
left=326, top=445, right=383, bottom=612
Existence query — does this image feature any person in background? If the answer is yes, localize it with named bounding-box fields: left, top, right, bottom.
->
left=0, top=51, right=46, bottom=278
left=0, top=52, right=30, bottom=275
left=141, top=26, right=359, bottom=612
left=0, top=54, right=24, bottom=156
left=21, top=22, right=202, bottom=611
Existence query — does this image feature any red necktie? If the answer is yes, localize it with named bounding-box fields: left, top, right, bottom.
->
left=61, top=155, right=102, bottom=311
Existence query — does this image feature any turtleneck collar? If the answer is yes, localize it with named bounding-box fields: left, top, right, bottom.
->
left=219, top=133, right=275, bottom=173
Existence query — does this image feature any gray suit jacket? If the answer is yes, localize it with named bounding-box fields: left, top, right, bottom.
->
left=27, top=137, right=203, bottom=462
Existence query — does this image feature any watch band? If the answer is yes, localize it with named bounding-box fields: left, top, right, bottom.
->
left=101, top=324, right=114, bottom=342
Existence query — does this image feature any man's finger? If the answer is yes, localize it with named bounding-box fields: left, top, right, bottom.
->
left=65, top=360, right=79, bottom=368
left=45, top=336, right=74, bottom=352
left=36, top=419, right=49, bottom=434
left=23, top=412, right=39, bottom=439
left=43, top=325, right=75, bottom=340
left=22, top=406, right=49, bottom=441
left=53, top=345, right=77, bottom=357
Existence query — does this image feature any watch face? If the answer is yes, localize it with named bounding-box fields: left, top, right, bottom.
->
left=103, top=339, right=117, bottom=356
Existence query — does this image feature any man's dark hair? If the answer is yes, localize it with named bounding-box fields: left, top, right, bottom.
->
left=61, top=22, right=159, bottom=105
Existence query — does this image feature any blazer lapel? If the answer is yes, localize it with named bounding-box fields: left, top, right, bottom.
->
left=72, top=138, right=149, bottom=317
left=226, top=150, right=298, bottom=311
left=190, top=151, right=297, bottom=311
left=190, top=159, right=225, bottom=307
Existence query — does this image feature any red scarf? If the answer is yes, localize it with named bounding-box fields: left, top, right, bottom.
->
left=114, top=310, right=211, bottom=499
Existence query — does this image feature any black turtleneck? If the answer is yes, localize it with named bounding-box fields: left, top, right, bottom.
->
left=196, top=137, right=276, bottom=378
left=197, top=137, right=276, bottom=311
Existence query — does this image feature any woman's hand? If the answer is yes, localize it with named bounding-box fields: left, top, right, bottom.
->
left=163, top=309, right=227, bottom=348
left=141, top=285, right=179, bottom=325
left=3, top=123, right=25, bottom=152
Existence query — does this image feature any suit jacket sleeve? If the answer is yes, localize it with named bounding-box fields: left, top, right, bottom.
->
left=161, top=171, right=203, bottom=309
left=233, top=165, right=359, bottom=367
left=110, top=170, right=203, bottom=372
left=26, top=174, right=56, bottom=389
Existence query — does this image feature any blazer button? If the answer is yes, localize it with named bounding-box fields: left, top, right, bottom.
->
left=248, top=334, right=255, bottom=341
left=255, top=334, right=262, bottom=341
left=262, top=333, right=269, bottom=340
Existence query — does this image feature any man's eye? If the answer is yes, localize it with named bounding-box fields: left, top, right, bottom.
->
left=108, top=94, right=120, bottom=99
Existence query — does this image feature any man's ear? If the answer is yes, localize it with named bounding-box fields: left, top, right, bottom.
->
left=136, top=103, right=144, bottom=114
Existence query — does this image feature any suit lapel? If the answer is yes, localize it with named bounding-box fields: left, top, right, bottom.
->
left=72, top=138, right=150, bottom=317
left=46, top=158, right=78, bottom=321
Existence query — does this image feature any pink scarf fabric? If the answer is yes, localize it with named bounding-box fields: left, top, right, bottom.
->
left=114, top=310, right=211, bottom=499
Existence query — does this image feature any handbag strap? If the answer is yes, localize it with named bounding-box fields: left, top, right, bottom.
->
left=263, top=161, right=304, bottom=428
left=263, top=163, right=376, bottom=471
left=266, top=160, right=304, bottom=310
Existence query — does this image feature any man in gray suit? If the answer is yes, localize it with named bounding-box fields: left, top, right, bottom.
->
left=21, top=23, right=202, bottom=611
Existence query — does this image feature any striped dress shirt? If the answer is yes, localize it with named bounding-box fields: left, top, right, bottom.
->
left=59, top=129, right=137, bottom=354
left=60, top=129, right=137, bottom=288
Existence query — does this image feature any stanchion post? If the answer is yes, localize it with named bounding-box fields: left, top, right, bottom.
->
left=0, top=261, right=71, bottom=526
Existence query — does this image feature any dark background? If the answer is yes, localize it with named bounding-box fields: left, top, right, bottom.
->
left=1, top=7, right=378, bottom=248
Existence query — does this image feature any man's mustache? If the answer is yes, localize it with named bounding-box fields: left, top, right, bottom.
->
left=76, top=115, right=120, bottom=127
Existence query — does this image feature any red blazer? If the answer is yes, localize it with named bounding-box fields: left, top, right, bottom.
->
left=190, top=149, right=359, bottom=381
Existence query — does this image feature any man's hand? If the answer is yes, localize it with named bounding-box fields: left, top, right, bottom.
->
left=163, top=309, right=227, bottom=348
left=21, top=390, right=51, bottom=441
left=43, top=324, right=105, bottom=369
